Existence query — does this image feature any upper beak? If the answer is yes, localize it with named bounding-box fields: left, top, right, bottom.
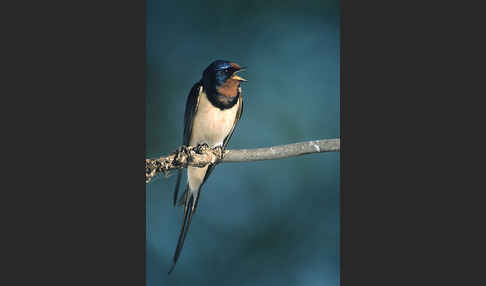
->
left=231, top=67, right=247, bottom=82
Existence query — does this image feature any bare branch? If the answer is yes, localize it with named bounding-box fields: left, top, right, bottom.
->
left=222, top=139, right=340, bottom=162
left=145, top=138, right=340, bottom=184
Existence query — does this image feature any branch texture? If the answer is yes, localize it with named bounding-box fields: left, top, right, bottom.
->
left=145, top=138, right=340, bottom=184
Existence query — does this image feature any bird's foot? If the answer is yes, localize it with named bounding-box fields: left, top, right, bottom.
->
left=195, top=143, right=210, bottom=154
left=214, top=146, right=224, bottom=160
left=174, top=145, right=190, bottom=168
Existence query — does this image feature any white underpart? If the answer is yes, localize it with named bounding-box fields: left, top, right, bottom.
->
left=187, top=89, right=240, bottom=192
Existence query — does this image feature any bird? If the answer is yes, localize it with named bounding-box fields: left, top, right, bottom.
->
left=168, top=60, right=247, bottom=274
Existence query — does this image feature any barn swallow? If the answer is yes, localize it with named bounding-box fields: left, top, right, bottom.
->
left=168, top=60, right=246, bottom=274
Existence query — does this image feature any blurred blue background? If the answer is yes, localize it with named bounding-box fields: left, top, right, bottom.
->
left=146, top=0, right=340, bottom=285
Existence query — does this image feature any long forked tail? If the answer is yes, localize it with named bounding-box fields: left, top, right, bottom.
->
left=168, top=187, right=200, bottom=274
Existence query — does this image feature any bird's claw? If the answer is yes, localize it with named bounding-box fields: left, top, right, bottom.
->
left=196, top=143, right=210, bottom=153
left=215, top=146, right=224, bottom=160
left=174, top=145, right=189, bottom=168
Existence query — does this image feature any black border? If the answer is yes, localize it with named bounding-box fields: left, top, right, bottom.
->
left=11, top=0, right=146, bottom=284
left=340, top=1, right=480, bottom=285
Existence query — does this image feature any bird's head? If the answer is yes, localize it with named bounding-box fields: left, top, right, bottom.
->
left=202, top=60, right=247, bottom=97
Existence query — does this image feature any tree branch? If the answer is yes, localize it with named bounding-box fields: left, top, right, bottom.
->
left=145, top=138, right=340, bottom=184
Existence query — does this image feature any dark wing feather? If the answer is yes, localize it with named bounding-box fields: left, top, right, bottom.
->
left=173, top=82, right=202, bottom=206
left=183, top=83, right=203, bottom=146
left=202, top=88, right=244, bottom=183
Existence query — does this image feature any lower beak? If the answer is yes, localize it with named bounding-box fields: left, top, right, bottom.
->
left=231, top=74, right=247, bottom=82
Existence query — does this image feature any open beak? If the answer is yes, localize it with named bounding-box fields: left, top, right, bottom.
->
left=231, top=67, right=247, bottom=82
